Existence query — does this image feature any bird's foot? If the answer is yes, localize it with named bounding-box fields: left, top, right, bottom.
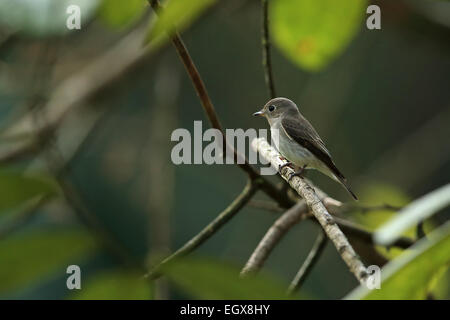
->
left=288, top=165, right=307, bottom=182
left=278, top=161, right=294, bottom=173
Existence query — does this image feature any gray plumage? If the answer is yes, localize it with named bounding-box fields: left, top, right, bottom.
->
left=253, top=97, right=357, bottom=200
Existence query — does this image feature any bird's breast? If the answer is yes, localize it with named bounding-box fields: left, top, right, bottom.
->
left=270, top=126, right=281, bottom=152
left=271, top=125, right=319, bottom=169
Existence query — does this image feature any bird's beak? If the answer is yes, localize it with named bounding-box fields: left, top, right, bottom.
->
left=253, top=109, right=265, bottom=117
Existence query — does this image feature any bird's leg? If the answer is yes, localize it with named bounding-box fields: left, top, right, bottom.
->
left=278, top=159, right=294, bottom=173
left=288, top=165, right=307, bottom=182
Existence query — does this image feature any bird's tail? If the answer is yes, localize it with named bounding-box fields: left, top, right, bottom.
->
left=326, top=162, right=358, bottom=201
left=337, top=177, right=358, bottom=201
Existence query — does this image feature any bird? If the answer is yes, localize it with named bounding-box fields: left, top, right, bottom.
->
left=253, top=97, right=357, bottom=200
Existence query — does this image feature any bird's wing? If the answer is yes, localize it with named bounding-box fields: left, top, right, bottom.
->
left=281, top=115, right=345, bottom=181
left=281, top=114, right=358, bottom=200
left=281, top=114, right=331, bottom=157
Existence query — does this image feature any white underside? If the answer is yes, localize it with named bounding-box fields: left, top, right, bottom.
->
left=271, top=125, right=337, bottom=181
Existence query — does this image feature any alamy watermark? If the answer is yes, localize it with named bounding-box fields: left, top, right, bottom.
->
left=66, top=5, right=81, bottom=30
left=366, top=5, right=381, bottom=30
left=64, top=263, right=381, bottom=291
left=365, top=265, right=381, bottom=290
left=171, top=121, right=277, bottom=175
left=66, top=265, right=81, bottom=290
left=65, top=3, right=381, bottom=31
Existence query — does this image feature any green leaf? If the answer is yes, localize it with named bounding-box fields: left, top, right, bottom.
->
left=99, top=0, right=146, bottom=29
left=145, top=0, right=216, bottom=44
left=355, top=183, right=411, bottom=229
left=374, top=184, right=450, bottom=246
left=271, top=0, right=367, bottom=71
left=162, top=256, right=295, bottom=299
left=428, top=266, right=449, bottom=299
left=0, top=0, right=100, bottom=37
left=0, top=230, right=97, bottom=295
left=353, top=183, right=415, bottom=259
left=345, top=221, right=450, bottom=300
left=70, top=270, right=152, bottom=300
left=0, top=169, right=60, bottom=216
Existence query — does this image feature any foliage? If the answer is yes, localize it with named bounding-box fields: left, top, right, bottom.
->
left=162, top=256, right=296, bottom=299
left=270, top=0, right=367, bottom=71
left=0, top=230, right=97, bottom=296
left=374, top=184, right=450, bottom=246
left=99, top=0, right=146, bottom=29
left=346, top=222, right=450, bottom=299
left=145, top=0, right=216, bottom=44
left=70, top=270, right=152, bottom=299
left=0, top=169, right=59, bottom=217
left=354, top=183, right=415, bottom=259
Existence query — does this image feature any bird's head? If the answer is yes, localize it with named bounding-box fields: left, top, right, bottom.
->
left=253, top=97, right=299, bottom=124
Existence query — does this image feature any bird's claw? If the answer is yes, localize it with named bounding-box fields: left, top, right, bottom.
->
left=278, top=161, right=293, bottom=173
left=287, top=172, right=302, bottom=182
left=287, top=165, right=307, bottom=182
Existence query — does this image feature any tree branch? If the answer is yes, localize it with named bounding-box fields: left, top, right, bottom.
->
left=252, top=196, right=414, bottom=249
left=145, top=179, right=260, bottom=279
left=287, top=230, right=327, bottom=294
left=252, top=137, right=369, bottom=284
left=338, top=203, right=402, bottom=214
left=248, top=199, right=285, bottom=212
left=240, top=201, right=309, bottom=276
left=261, top=0, right=276, bottom=98
left=148, top=0, right=292, bottom=208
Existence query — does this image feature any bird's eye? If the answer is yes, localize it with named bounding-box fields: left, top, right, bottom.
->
left=268, top=105, right=275, bottom=112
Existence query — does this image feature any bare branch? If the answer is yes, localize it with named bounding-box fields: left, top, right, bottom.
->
left=146, top=179, right=259, bottom=280
left=339, top=203, right=402, bottom=214
left=240, top=201, right=309, bottom=276
left=261, top=0, right=276, bottom=98
left=333, top=216, right=414, bottom=250
left=248, top=199, right=285, bottom=212
left=287, top=230, right=327, bottom=295
left=253, top=197, right=414, bottom=249
left=252, top=137, right=369, bottom=284
left=148, top=0, right=292, bottom=208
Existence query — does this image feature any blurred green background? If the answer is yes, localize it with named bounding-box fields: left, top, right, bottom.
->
left=0, top=0, right=449, bottom=299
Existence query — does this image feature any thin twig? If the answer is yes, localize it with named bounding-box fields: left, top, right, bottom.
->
left=261, top=0, right=276, bottom=98
left=148, top=0, right=292, bottom=208
left=343, top=203, right=402, bottom=214
left=145, top=179, right=260, bottom=279
left=287, top=230, right=327, bottom=295
left=240, top=201, right=309, bottom=276
left=333, top=216, right=414, bottom=250
left=253, top=198, right=414, bottom=249
left=252, top=137, right=369, bottom=284
left=248, top=199, right=285, bottom=212
left=252, top=198, right=401, bottom=215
